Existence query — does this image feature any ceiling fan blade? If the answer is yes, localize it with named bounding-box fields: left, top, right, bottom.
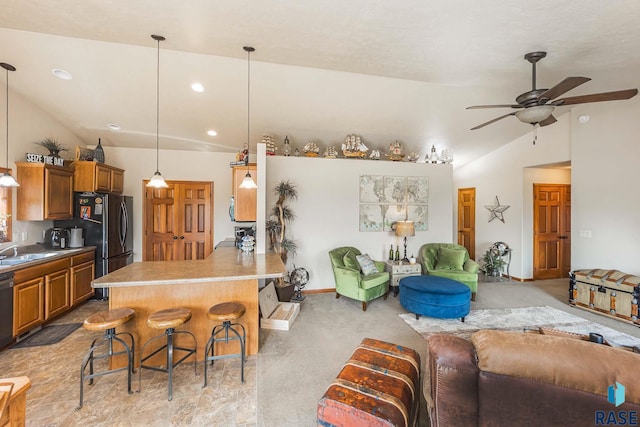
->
left=538, top=115, right=557, bottom=127
left=470, top=112, right=516, bottom=130
left=553, top=88, right=638, bottom=106
left=539, top=77, right=591, bottom=102
left=466, top=104, right=523, bottom=109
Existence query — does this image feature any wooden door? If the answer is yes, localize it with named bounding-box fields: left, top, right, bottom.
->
left=533, top=184, right=571, bottom=279
left=143, top=181, right=213, bottom=261
left=457, top=188, right=476, bottom=260
left=178, top=182, right=213, bottom=260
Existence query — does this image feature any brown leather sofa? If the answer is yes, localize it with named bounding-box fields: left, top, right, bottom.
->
left=424, top=330, right=640, bottom=427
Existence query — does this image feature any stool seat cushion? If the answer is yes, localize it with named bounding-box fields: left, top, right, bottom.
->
left=399, top=276, right=471, bottom=319
left=208, top=302, right=246, bottom=322
left=84, top=307, right=135, bottom=331
left=147, top=307, right=192, bottom=330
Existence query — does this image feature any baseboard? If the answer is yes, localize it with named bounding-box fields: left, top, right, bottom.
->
left=302, top=288, right=336, bottom=295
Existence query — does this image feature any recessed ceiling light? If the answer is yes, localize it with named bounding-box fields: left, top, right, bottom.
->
left=52, top=68, right=72, bottom=80
left=191, top=83, right=204, bottom=92
left=107, top=123, right=121, bottom=131
left=578, top=114, right=590, bottom=124
left=207, top=130, right=217, bottom=137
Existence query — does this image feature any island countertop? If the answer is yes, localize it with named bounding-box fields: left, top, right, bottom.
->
left=92, top=247, right=287, bottom=288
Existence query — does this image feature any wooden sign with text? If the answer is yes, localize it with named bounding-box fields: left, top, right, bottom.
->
left=25, top=153, right=65, bottom=166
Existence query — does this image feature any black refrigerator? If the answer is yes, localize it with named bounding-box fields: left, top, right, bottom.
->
left=55, top=193, right=134, bottom=299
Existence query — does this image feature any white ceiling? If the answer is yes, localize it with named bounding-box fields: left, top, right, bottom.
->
left=1, top=0, right=639, bottom=166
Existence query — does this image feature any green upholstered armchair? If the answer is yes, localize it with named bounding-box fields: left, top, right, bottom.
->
left=328, top=247, right=389, bottom=311
left=418, top=243, right=479, bottom=300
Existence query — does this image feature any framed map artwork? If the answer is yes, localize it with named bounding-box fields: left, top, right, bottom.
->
left=359, top=175, right=428, bottom=232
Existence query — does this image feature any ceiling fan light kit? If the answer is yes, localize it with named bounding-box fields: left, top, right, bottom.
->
left=468, top=51, right=638, bottom=132
left=515, top=105, right=555, bottom=124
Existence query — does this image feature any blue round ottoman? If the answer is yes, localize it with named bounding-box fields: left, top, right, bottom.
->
left=399, top=276, right=471, bottom=321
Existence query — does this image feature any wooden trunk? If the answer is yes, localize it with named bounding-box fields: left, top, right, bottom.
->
left=569, top=269, right=640, bottom=327
left=317, top=338, right=421, bottom=427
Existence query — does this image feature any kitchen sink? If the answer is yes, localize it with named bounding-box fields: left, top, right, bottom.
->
left=0, top=258, right=30, bottom=266
left=0, top=252, right=59, bottom=266
left=16, top=253, right=58, bottom=260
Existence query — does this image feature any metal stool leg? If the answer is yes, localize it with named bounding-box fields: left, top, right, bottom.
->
left=203, top=321, right=246, bottom=388
left=138, top=328, right=197, bottom=401
left=77, top=328, right=133, bottom=410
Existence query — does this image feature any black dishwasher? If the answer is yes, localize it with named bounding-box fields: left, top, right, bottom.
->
left=0, top=271, right=14, bottom=348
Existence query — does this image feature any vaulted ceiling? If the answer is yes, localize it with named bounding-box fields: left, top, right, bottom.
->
left=1, top=1, right=639, bottom=166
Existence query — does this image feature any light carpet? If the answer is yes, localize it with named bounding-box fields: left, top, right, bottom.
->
left=399, top=305, right=640, bottom=349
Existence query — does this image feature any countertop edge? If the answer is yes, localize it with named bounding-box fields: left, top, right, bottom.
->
left=92, top=272, right=286, bottom=288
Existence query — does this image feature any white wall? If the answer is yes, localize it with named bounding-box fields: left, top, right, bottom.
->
left=571, top=98, right=640, bottom=275
left=101, top=146, right=237, bottom=262
left=453, top=114, right=572, bottom=279
left=265, top=156, right=453, bottom=290
left=0, top=89, right=85, bottom=250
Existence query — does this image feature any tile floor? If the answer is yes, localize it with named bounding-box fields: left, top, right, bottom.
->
left=0, top=300, right=256, bottom=426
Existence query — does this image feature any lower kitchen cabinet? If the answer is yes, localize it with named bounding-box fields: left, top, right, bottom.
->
left=71, top=252, right=95, bottom=305
left=12, top=278, right=44, bottom=337
left=12, top=249, right=95, bottom=338
left=45, top=268, right=70, bottom=320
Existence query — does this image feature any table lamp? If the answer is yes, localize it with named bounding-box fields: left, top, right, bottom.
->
left=395, top=220, right=415, bottom=262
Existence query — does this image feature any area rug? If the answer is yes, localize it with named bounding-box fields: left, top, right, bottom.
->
left=399, top=306, right=640, bottom=349
left=12, top=323, right=83, bottom=348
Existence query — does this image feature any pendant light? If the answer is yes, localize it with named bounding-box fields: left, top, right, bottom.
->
left=0, top=63, right=19, bottom=187
left=239, top=46, right=257, bottom=190
left=146, top=35, right=169, bottom=189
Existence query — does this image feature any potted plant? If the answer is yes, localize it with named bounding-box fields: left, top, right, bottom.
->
left=34, top=137, right=67, bottom=157
left=266, top=180, right=298, bottom=301
left=480, top=248, right=507, bottom=277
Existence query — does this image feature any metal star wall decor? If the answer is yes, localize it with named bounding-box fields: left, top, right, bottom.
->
left=485, top=196, right=510, bottom=223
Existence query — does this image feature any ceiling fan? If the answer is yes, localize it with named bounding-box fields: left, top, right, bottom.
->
left=467, top=51, right=638, bottom=130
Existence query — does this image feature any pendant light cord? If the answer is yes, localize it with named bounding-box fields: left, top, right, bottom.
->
left=4, top=66, right=8, bottom=170
left=243, top=46, right=255, bottom=173
left=1, top=63, right=16, bottom=172
left=155, top=37, right=161, bottom=172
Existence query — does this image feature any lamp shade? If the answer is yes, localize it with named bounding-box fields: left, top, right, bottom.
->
left=239, top=172, right=257, bottom=189
left=395, top=220, right=415, bottom=237
left=515, top=105, right=554, bottom=124
left=146, top=170, right=168, bottom=188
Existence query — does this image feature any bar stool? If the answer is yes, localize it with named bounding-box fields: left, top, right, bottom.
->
left=203, top=302, right=247, bottom=387
left=77, top=307, right=135, bottom=410
left=138, top=307, right=197, bottom=401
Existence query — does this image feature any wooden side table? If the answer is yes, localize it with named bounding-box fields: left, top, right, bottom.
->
left=0, top=376, right=30, bottom=427
left=384, top=261, right=422, bottom=297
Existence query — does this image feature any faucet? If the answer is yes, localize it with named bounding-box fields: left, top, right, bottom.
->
left=0, top=244, right=19, bottom=258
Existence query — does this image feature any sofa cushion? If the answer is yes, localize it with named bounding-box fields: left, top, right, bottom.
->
left=356, top=254, right=379, bottom=276
left=435, top=247, right=466, bottom=270
left=471, top=330, right=640, bottom=405
left=360, top=271, right=389, bottom=289
left=343, top=250, right=360, bottom=270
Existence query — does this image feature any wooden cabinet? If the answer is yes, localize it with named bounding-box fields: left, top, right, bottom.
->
left=12, top=252, right=92, bottom=337
left=72, top=161, right=125, bottom=194
left=143, top=181, right=213, bottom=261
left=45, top=268, right=70, bottom=320
left=15, top=162, right=73, bottom=220
left=12, top=278, right=44, bottom=337
left=232, top=165, right=257, bottom=221
left=70, top=251, right=95, bottom=305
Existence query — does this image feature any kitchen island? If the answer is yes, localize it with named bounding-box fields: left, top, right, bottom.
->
left=92, top=248, right=286, bottom=366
